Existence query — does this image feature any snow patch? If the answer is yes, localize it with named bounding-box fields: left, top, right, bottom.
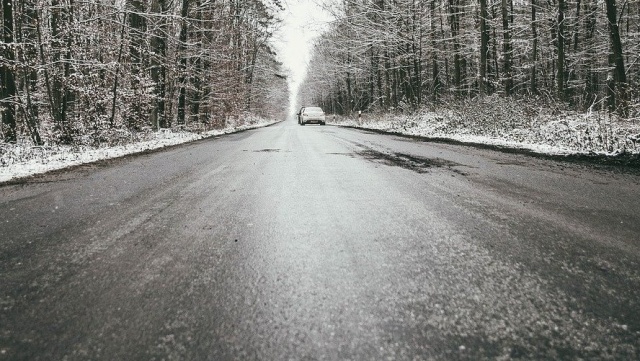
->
left=330, top=97, right=640, bottom=157
left=0, top=118, right=280, bottom=183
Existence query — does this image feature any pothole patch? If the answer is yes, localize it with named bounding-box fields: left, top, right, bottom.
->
left=357, top=149, right=460, bottom=173
left=253, top=149, right=285, bottom=153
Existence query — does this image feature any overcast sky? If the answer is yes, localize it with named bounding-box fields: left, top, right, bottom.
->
left=273, top=0, right=334, bottom=113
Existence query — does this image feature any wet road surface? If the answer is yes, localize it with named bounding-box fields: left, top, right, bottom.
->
left=1, top=120, right=639, bottom=360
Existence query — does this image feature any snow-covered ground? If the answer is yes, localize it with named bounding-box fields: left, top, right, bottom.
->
left=0, top=118, right=281, bottom=184
left=329, top=97, right=640, bottom=157
left=3, top=99, right=639, bottom=184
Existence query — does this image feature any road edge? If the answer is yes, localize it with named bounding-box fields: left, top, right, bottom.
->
left=330, top=123, right=640, bottom=172
left=0, top=120, right=284, bottom=187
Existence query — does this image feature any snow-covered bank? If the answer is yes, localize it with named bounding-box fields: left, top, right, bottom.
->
left=0, top=117, right=281, bottom=184
left=330, top=97, right=640, bottom=157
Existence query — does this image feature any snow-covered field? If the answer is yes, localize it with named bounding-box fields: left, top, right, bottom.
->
left=330, top=96, right=640, bottom=157
left=0, top=117, right=281, bottom=183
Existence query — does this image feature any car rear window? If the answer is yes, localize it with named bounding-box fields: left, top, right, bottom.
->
left=306, top=107, right=323, bottom=112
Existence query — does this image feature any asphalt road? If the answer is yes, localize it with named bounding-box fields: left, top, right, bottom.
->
left=1, top=120, right=639, bottom=360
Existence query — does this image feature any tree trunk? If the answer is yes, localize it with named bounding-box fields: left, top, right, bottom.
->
left=60, top=0, right=75, bottom=139
left=177, top=0, right=190, bottom=125
left=150, top=0, right=168, bottom=129
left=127, top=0, right=146, bottom=129
left=110, top=13, right=128, bottom=128
left=18, top=0, right=42, bottom=144
left=531, top=0, right=538, bottom=94
left=346, top=53, right=353, bottom=114
left=411, top=0, right=422, bottom=106
left=384, top=50, right=391, bottom=109
left=430, top=0, right=440, bottom=101
left=449, top=0, right=463, bottom=94
left=557, top=0, right=566, bottom=99
left=583, top=0, right=598, bottom=107
left=491, top=4, right=499, bottom=88
left=605, top=0, right=628, bottom=115
left=480, top=0, right=489, bottom=95
left=35, top=10, right=58, bottom=131
left=1, top=0, right=17, bottom=142
left=573, top=0, right=582, bottom=52
left=501, top=0, right=513, bottom=95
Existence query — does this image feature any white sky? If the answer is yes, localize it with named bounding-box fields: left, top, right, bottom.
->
left=272, top=0, right=334, bottom=115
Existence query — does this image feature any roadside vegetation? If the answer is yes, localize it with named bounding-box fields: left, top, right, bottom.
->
left=330, top=95, right=640, bottom=156
left=1, top=0, right=287, bottom=146
left=300, top=0, right=640, bottom=156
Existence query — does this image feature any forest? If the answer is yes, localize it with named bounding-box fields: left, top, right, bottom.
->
left=300, top=0, right=640, bottom=121
left=1, top=0, right=288, bottom=146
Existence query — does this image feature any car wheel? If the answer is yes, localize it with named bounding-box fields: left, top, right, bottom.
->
left=301, top=121, right=305, bottom=126
left=321, top=122, right=326, bottom=125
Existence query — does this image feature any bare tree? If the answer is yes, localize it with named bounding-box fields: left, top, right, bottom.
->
left=1, top=0, right=17, bottom=142
left=605, top=0, right=627, bottom=114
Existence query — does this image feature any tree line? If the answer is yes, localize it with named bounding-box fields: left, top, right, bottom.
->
left=1, top=0, right=288, bottom=145
left=300, top=0, right=639, bottom=118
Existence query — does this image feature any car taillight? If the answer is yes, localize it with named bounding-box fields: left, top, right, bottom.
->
left=303, top=113, right=307, bottom=116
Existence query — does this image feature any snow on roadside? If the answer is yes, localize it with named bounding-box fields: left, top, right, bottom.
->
left=329, top=103, right=640, bottom=157
left=0, top=118, right=280, bottom=184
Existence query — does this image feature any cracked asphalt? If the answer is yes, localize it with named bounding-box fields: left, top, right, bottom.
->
left=1, top=120, right=639, bottom=360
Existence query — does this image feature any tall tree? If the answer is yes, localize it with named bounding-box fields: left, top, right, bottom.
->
left=176, top=0, right=190, bottom=125
left=449, top=0, right=464, bottom=93
left=16, top=0, right=42, bottom=144
left=557, top=0, right=566, bottom=99
left=501, top=0, right=513, bottom=94
left=127, top=0, right=149, bottom=129
left=605, top=0, right=627, bottom=114
left=530, top=0, right=538, bottom=94
left=479, top=0, right=489, bottom=95
left=149, top=0, right=169, bottom=129
left=1, top=0, right=17, bottom=142
left=430, top=0, right=441, bottom=100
